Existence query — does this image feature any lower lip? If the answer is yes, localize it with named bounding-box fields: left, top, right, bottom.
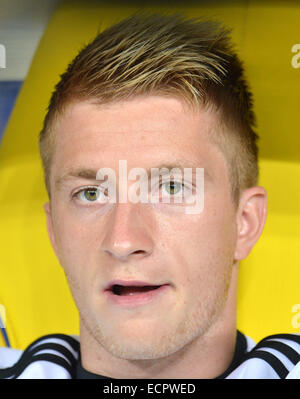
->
left=104, top=285, right=170, bottom=308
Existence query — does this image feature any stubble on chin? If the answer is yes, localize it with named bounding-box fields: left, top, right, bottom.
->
left=76, top=263, right=233, bottom=362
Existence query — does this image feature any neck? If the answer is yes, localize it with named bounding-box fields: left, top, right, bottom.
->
left=80, top=265, right=238, bottom=379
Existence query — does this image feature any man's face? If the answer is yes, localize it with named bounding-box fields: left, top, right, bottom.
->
left=46, top=95, right=238, bottom=360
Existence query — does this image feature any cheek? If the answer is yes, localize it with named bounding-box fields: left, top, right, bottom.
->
left=52, top=205, right=96, bottom=269
left=167, top=202, right=236, bottom=281
left=52, top=212, right=99, bottom=301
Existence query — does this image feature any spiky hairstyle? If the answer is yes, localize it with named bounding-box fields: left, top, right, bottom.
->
left=39, top=13, right=259, bottom=203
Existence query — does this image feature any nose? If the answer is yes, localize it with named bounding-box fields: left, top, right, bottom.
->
left=101, top=202, right=154, bottom=262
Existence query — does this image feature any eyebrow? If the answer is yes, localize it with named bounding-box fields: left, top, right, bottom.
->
left=55, top=168, right=99, bottom=190
left=55, top=159, right=209, bottom=191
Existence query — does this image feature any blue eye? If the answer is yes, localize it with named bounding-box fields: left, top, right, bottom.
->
left=73, top=186, right=106, bottom=203
left=161, top=181, right=183, bottom=195
left=82, top=188, right=98, bottom=201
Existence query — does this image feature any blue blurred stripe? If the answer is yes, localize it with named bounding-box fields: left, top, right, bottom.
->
left=0, top=328, right=11, bottom=348
left=0, top=81, right=23, bottom=143
left=0, top=314, right=10, bottom=348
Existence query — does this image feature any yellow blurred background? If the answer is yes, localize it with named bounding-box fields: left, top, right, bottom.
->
left=0, top=0, right=300, bottom=349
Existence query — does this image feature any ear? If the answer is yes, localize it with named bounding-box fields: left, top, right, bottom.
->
left=234, top=186, right=267, bottom=261
left=43, top=202, right=59, bottom=256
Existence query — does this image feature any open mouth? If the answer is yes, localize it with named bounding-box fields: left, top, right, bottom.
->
left=111, top=284, right=162, bottom=296
left=104, top=281, right=170, bottom=307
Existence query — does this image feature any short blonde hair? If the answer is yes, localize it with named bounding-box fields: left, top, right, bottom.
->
left=39, top=13, right=259, bottom=204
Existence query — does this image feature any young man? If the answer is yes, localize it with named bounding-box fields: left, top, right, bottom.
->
left=1, top=13, right=300, bottom=379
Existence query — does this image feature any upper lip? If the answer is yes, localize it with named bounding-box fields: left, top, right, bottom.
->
left=104, top=280, right=166, bottom=291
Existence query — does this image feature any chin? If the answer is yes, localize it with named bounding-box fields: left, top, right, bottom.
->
left=103, top=336, right=179, bottom=360
left=95, top=321, right=193, bottom=361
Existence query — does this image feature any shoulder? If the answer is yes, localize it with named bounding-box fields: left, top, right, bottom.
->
left=227, top=333, right=300, bottom=379
left=0, top=333, right=80, bottom=379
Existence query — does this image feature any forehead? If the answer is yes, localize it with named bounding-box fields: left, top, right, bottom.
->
left=51, top=95, right=228, bottom=181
